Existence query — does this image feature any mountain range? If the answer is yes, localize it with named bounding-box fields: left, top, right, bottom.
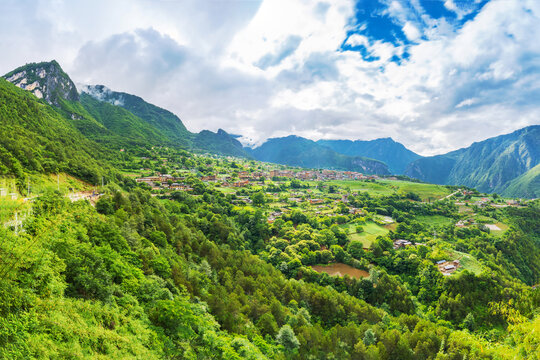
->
left=247, top=136, right=391, bottom=175
left=3, top=61, right=249, bottom=157
left=316, top=138, right=421, bottom=174
left=404, top=125, right=539, bottom=197
left=2, top=60, right=539, bottom=197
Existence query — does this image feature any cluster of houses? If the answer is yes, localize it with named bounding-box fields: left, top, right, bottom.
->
left=136, top=167, right=382, bottom=191
left=135, top=175, right=193, bottom=191
left=393, top=239, right=414, bottom=249
left=436, top=259, right=460, bottom=276
left=392, top=239, right=425, bottom=249
left=269, top=169, right=379, bottom=181
left=267, top=211, right=283, bottom=223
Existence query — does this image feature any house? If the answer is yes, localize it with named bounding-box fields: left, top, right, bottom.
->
left=393, top=239, right=412, bottom=249
left=455, top=220, right=466, bottom=228
left=233, top=180, right=249, bottom=187
left=310, top=199, right=324, bottom=204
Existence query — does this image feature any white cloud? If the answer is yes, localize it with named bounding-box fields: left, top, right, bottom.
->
left=402, top=21, right=421, bottom=41
left=0, top=0, right=539, bottom=156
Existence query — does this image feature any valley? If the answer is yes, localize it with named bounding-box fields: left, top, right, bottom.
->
left=0, top=60, right=539, bottom=359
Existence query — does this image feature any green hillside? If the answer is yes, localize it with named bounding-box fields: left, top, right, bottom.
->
left=0, top=79, right=109, bottom=189
left=82, top=85, right=192, bottom=147
left=503, top=163, right=540, bottom=198
left=80, top=93, right=168, bottom=146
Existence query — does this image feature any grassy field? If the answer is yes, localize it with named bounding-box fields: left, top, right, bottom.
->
left=447, top=249, right=484, bottom=275
left=341, top=221, right=389, bottom=248
left=416, top=215, right=455, bottom=226
left=308, top=179, right=452, bottom=201
left=215, top=186, right=237, bottom=194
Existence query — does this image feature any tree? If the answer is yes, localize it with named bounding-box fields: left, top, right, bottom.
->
left=251, top=191, right=266, bottom=207
left=347, top=240, right=365, bottom=259
left=257, top=313, right=278, bottom=337
left=363, top=328, right=377, bottom=346
left=276, top=324, right=299, bottom=353
left=462, top=312, right=476, bottom=331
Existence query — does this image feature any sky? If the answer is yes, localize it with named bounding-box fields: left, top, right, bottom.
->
left=1, top=0, right=539, bottom=156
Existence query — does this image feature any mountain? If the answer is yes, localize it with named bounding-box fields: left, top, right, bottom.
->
left=316, top=138, right=422, bottom=174
left=404, top=126, right=540, bottom=197
left=502, top=163, right=540, bottom=198
left=82, top=85, right=191, bottom=147
left=250, top=135, right=390, bottom=174
left=194, top=129, right=250, bottom=158
left=3, top=60, right=249, bottom=157
left=79, top=93, right=169, bottom=147
left=81, top=85, right=250, bottom=156
left=3, top=60, right=79, bottom=106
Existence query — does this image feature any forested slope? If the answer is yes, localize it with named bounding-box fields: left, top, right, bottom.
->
left=0, top=79, right=110, bottom=189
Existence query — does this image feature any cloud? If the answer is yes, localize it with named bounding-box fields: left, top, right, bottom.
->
left=255, top=35, right=303, bottom=69
left=1, top=0, right=539, bottom=156
left=402, top=21, right=421, bottom=41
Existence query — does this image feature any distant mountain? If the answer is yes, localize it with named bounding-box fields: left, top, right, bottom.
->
left=194, top=129, right=250, bottom=158
left=250, top=136, right=390, bottom=175
left=3, top=60, right=79, bottom=106
left=316, top=138, right=421, bottom=174
left=404, top=126, right=540, bottom=197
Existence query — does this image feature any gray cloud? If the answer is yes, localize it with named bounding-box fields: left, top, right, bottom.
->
left=255, top=35, right=302, bottom=69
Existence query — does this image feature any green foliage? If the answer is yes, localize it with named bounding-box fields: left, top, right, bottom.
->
left=276, top=324, right=299, bottom=353
left=0, top=79, right=110, bottom=187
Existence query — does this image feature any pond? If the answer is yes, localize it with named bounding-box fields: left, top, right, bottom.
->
left=311, top=263, right=369, bottom=279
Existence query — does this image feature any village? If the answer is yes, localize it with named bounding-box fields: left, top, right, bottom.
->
left=134, top=168, right=380, bottom=191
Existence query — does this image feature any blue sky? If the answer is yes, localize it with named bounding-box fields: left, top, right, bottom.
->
left=0, top=0, right=538, bottom=155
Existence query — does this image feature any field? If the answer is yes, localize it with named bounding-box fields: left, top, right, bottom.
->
left=341, top=221, right=389, bottom=248
left=415, top=215, right=455, bottom=226
left=309, top=179, right=452, bottom=201
left=447, top=249, right=484, bottom=275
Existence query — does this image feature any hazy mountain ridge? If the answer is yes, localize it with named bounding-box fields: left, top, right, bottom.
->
left=316, top=138, right=422, bottom=174
left=250, top=136, right=390, bottom=175
left=404, top=126, right=540, bottom=196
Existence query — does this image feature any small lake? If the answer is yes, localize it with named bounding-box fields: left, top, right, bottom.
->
left=312, top=263, right=369, bottom=279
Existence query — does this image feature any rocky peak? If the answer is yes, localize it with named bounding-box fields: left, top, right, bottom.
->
left=3, top=60, right=79, bottom=106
